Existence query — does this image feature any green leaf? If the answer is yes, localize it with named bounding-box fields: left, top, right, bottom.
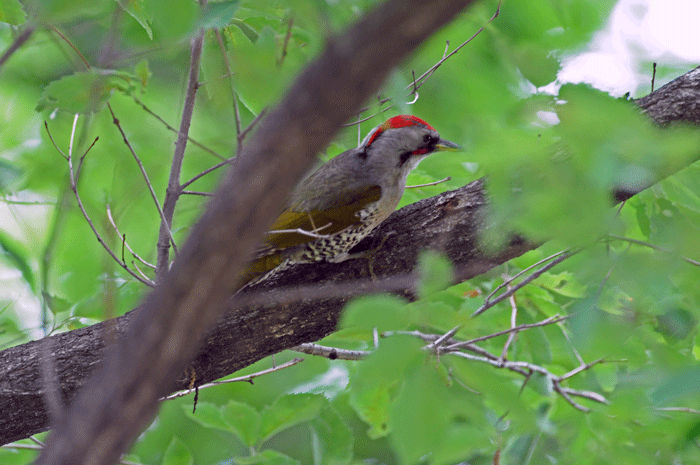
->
left=36, top=70, right=137, bottom=114
left=349, top=336, right=424, bottom=438
left=198, top=0, right=240, bottom=30
left=222, top=400, right=261, bottom=447
left=233, top=449, right=300, bottom=465
left=651, top=369, right=700, bottom=405
left=0, top=0, right=25, bottom=25
left=0, top=230, right=35, bottom=292
left=259, top=393, right=327, bottom=442
left=339, top=294, right=409, bottom=333
left=182, top=402, right=230, bottom=432
left=0, top=158, right=22, bottom=193
left=161, top=437, right=193, bottom=465
left=134, top=59, right=152, bottom=88
left=232, top=18, right=259, bottom=43
left=117, top=0, right=152, bottom=39
left=417, top=251, right=454, bottom=298
left=310, top=407, right=353, bottom=465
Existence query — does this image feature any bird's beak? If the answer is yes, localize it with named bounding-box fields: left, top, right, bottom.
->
left=435, top=138, right=461, bottom=152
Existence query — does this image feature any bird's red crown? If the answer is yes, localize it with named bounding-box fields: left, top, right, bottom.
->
left=364, top=115, right=435, bottom=148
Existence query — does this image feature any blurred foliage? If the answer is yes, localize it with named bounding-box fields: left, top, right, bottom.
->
left=1, top=0, right=700, bottom=464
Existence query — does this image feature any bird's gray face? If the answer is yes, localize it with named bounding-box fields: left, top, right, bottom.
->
left=362, top=124, right=442, bottom=181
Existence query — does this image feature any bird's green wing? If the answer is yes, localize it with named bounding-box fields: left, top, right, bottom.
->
left=238, top=185, right=381, bottom=287
left=264, top=184, right=382, bottom=251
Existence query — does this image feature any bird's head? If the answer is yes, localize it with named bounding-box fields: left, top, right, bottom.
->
left=359, top=115, right=460, bottom=182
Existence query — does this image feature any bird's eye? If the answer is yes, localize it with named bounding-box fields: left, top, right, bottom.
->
left=423, top=134, right=432, bottom=143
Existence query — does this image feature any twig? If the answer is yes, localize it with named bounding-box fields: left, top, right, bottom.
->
left=133, top=97, right=224, bottom=160
left=472, top=249, right=577, bottom=316
left=214, top=29, right=242, bottom=154
left=443, top=315, right=567, bottom=351
left=181, top=157, right=234, bottom=189
left=292, top=343, right=370, bottom=360
left=341, top=0, right=501, bottom=128
left=160, top=357, right=304, bottom=400
left=0, top=25, right=35, bottom=70
left=181, top=190, right=214, bottom=197
left=238, top=107, right=268, bottom=143
left=651, top=62, right=657, bottom=93
left=277, top=17, right=294, bottom=67
left=107, top=104, right=179, bottom=259
left=500, top=286, right=518, bottom=361
left=45, top=121, right=154, bottom=287
left=558, top=357, right=607, bottom=382
left=155, top=29, right=205, bottom=278
left=266, top=222, right=333, bottom=239
left=406, top=176, right=451, bottom=189
left=654, top=407, right=700, bottom=415
left=407, top=0, right=501, bottom=94
left=608, top=234, right=700, bottom=267
left=484, top=249, right=569, bottom=303
left=106, top=205, right=156, bottom=270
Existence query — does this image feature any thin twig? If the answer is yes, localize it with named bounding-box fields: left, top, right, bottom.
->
left=46, top=120, right=154, bottom=287
left=133, top=97, right=224, bottom=160
left=341, top=0, right=501, bottom=128
left=238, top=107, right=268, bottom=143
left=292, top=343, right=370, bottom=360
left=277, top=17, right=294, bottom=67
left=160, top=357, right=304, bottom=400
left=406, top=176, right=451, bottom=189
left=107, top=103, right=179, bottom=259
left=0, top=25, right=35, bottom=70
left=473, top=250, right=577, bottom=317
left=608, top=234, right=700, bottom=267
left=407, top=0, right=501, bottom=94
left=106, top=205, right=156, bottom=270
left=500, top=285, right=519, bottom=361
left=443, top=315, right=567, bottom=351
left=484, top=249, right=569, bottom=303
left=214, top=29, right=242, bottom=154
left=181, top=190, right=214, bottom=197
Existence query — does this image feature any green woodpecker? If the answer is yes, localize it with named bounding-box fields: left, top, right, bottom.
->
left=238, top=114, right=459, bottom=288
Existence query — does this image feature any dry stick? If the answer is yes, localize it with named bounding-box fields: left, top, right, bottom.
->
left=106, top=205, right=156, bottom=270
left=277, top=17, right=294, bottom=67
left=161, top=357, right=305, bottom=401
left=107, top=103, right=179, bottom=259
left=214, top=29, right=242, bottom=153
left=44, top=121, right=154, bottom=287
left=392, top=329, right=608, bottom=408
left=499, top=285, right=519, bottom=361
left=483, top=249, right=568, bottom=303
left=442, top=315, right=567, bottom=350
left=181, top=190, right=214, bottom=197
left=155, top=30, right=206, bottom=279
left=0, top=24, right=35, bottom=69
left=406, top=176, right=451, bottom=188
left=608, top=234, right=700, bottom=267
left=180, top=109, right=268, bottom=190
left=133, top=98, right=225, bottom=160
left=409, top=0, right=501, bottom=93
left=292, top=343, right=371, bottom=361
left=472, top=250, right=577, bottom=317
left=46, top=25, right=173, bottom=281
left=342, top=0, right=501, bottom=128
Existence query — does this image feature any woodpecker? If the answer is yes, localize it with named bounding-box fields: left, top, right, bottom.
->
left=238, top=114, right=460, bottom=289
